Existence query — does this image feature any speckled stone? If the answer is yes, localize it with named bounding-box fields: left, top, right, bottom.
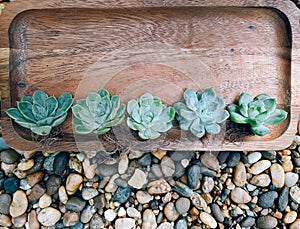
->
left=256, top=215, right=277, bottom=229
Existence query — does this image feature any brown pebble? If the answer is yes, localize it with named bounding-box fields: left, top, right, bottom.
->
left=28, top=210, right=40, bottom=229
left=290, top=218, right=300, bottom=229
left=63, top=211, right=80, bottom=227
left=190, top=207, right=199, bottom=216
left=12, top=213, right=26, bottom=227
left=282, top=160, right=293, bottom=172
left=0, top=214, right=12, bottom=227
left=28, top=183, right=46, bottom=202
left=26, top=171, right=44, bottom=187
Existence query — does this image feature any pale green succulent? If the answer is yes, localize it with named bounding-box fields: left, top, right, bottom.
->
left=127, top=93, right=175, bottom=140
left=174, top=88, right=229, bottom=138
left=72, top=88, right=125, bottom=135
left=6, top=90, right=74, bottom=136
left=227, top=93, right=288, bottom=136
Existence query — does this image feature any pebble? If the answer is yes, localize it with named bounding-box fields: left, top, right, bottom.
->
left=0, top=137, right=10, bottom=151
left=118, top=207, right=126, bottom=217
left=200, top=212, right=217, bottom=228
left=175, top=218, right=188, bottom=229
left=82, top=158, right=96, bottom=179
left=28, top=210, right=40, bottom=229
left=118, top=154, right=129, bottom=174
left=247, top=152, right=262, bottom=164
left=4, top=176, right=20, bottom=193
left=46, top=174, right=62, bottom=195
left=17, top=159, right=34, bottom=171
left=38, top=193, right=51, bottom=208
left=190, top=192, right=207, bottom=210
left=150, top=164, right=164, bottom=178
left=138, top=153, right=152, bottom=167
left=129, top=150, right=145, bottom=159
left=283, top=211, right=297, bottom=224
left=258, top=191, right=278, bottom=208
left=1, top=162, right=16, bottom=175
left=278, top=186, right=289, bottom=211
left=66, top=197, right=86, bottom=212
left=158, top=222, right=173, bottom=229
left=115, top=218, right=136, bottom=229
left=69, top=157, right=82, bottom=173
left=94, top=194, right=105, bottom=211
left=211, top=203, right=224, bottom=222
left=37, top=207, right=61, bottom=227
left=240, top=217, right=255, bottom=227
left=233, top=162, right=246, bottom=187
left=81, top=205, right=97, bottom=223
left=112, top=187, right=131, bottom=204
left=53, top=151, right=69, bottom=175
left=261, top=151, right=276, bottom=160
left=225, top=153, right=241, bottom=167
left=282, top=160, right=293, bottom=172
left=147, top=178, right=171, bottom=194
left=250, top=160, right=271, bottom=175
left=28, top=183, right=46, bottom=202
left=26, top=171, right=44, bottom=187
left=96, top=163, right=118, bottom=177
left=152, top=150, right=167, bottom=160
left=58, top=186, right=68, bottom=204
left=12, top=214, right=26, bottom=227
left=66, top=173, right=83, bottom=195
left=173, top=181, right=193, bottom=197
left=136, top=190, right=153, bottom=204
left=230, top=187, right=251, bottom=204
left=285, top=172, right=299, bottom=187
left=105, top=174, right=119, bottom=193
left=128, top=169, right=147, bottom=189
left=82, top=187, right=99, bottom=200
left=250, top=174, right=271, bottom=187
left=127, top=207, right=141, bottom=218
left=161, top=156, right=175, bottom=177
left=201, top=152, right=219, bottom=170
left=26, top=153, right=45, bottom=174
left=290, top=186, right=300, bottom=204
left=0, top=194, right=11, bottom=214
left=175, top=197, right=190, bottom=215
left=0, top=214, right=12, bottom=227
left=0, top=149, right=20, bottom=164
left=202, top=176, right=214, bottom=193
left=290, top=219, right=300, bottom=229
left=217, top=151, right=230, bottom=164
left=142, top=209, right=157, bottom=229
left=104, top=209, right=117, bottom=222
left=164, top=202, right=180, bottom=221
left=90, top=213, right=104, bottom=229
left=187, top=165, right=201, bottom=189
left=270, top=163, right=285, bottom=188
left=256, top=215, right=277, bottom=229
left=10, top=190, right=28, bottom=217
left=63, top=211, right=80, bottom=227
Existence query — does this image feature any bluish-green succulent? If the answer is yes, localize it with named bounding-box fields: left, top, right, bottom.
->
left=227, top=93, right=288, bottom=136
left=72, top=88, right=125, bottom=135
left=6, top=90, right=74, bottom=136
left=127, top=93, right=175, bottom=140
left=174, top=88, right=229, bottom=138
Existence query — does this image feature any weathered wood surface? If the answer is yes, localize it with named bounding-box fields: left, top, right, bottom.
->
left=0, top=0, right=300, bottom=151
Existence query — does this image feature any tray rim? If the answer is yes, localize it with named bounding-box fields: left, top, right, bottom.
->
left=1, top=0, right=300, bottom=151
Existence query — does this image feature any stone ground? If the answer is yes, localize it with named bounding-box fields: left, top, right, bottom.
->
left=0, top=1, right=300, bottom=228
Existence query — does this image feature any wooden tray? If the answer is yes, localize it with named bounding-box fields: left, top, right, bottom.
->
left=1, top=0, right=300, bottom=151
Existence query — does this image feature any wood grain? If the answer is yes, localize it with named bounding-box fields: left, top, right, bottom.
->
left=0, top=0, right=299, bottom=151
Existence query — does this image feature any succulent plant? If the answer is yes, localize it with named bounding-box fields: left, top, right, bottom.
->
left=6, top=90, right=74, bottom=136
left=72, top=88, right=125, bottom=135
left=127, top=93, right=175, bottom=140
left=227, top=93, right=288, bottom=136
left=174, top=88, right=229, bottom=138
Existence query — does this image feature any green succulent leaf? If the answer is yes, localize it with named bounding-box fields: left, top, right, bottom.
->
left=238, top=93, right=253, bottom=106
left=175, top=88, right=228, bottom=138
left=6, top=90, right=73, bottom=136
left=127, top=100, right=138, bottom=114
left=265, top=109, right=288, bottom=125
left=97, top=88, right=109, bottom=98
left=251, top=125, right=270, bottom=136
left=227, top=92, right=288, bottom=136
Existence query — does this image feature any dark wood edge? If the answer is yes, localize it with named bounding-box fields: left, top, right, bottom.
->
left=0, top=0, right=299, bottom=151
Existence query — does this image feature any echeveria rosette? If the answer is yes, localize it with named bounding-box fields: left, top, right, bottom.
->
left=127, top=93, right=175, bottom=140
left=227, top=93, right=288, bottom=136
left=72, top=88, right=125, bottom=135
left=174, top=88, right=229, bottom=138
left=6, top=90, right=74, bottom=136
